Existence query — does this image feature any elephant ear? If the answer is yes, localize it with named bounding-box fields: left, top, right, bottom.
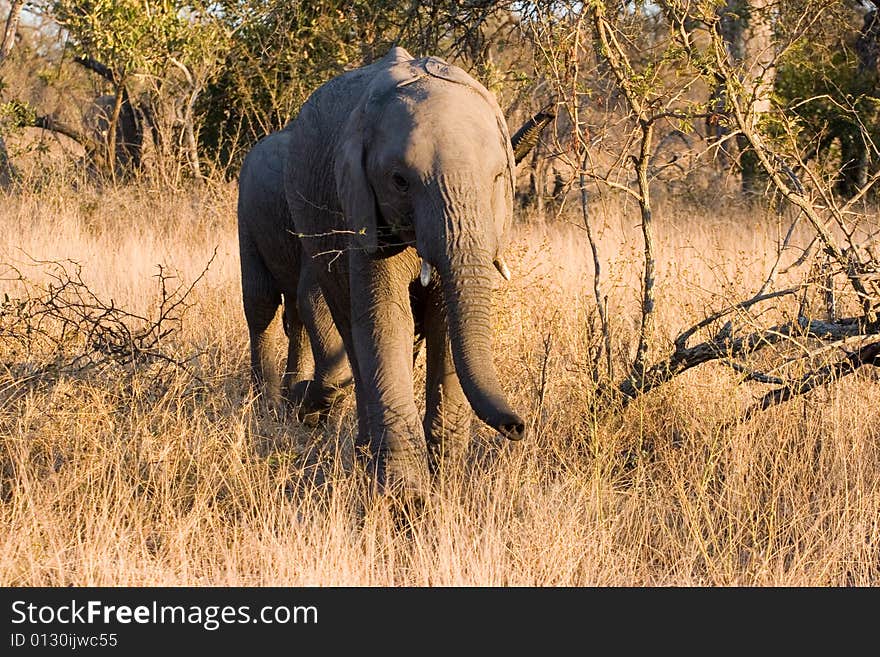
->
left=334, top=105, right=378, bottom=255
left=493, top=123, right=517, bottom=252
left=335, top=56, right=425, bottom=255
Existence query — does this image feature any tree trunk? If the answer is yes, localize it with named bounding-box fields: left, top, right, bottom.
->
left=182, top=88, right=202, bottom=180
left=717, top=0, right=776, bottom=196
left=1, top=0, right=24, bottom=60
left=168, top=58, right=203, bottom=180
left=0, top=135, right=13, bottom=189
left=106, top=82, right=126, bottom=179
left=843, top=8, right=880, bottom=198
left=1, top=0, right=26, bottom=186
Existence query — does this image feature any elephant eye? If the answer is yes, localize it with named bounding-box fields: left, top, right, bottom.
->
left=391, top=172, right=409, bottom=192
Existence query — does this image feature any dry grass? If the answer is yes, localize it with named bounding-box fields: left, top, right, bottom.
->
left=1, top=179, right=878, bottom=586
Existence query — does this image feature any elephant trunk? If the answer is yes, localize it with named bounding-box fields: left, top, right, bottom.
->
left=437, top=254, right=525, bottom=441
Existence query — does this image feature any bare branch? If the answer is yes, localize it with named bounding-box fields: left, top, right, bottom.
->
left=619, top=316, right=868, bottom=402
left=724, top=360, right=788, bottom=385
left=0, top=251, right=215, bottom=390
left=674, top=286, right=803, bottom=351
left=74, top=56, right=116, bottom=83
left=32, top=115, right=97, bottom=151
left=743, top=340, right=880, bottom=419
left=579, top=155, right=612, bottom=381
left=707, top=24, right=879, bottom=323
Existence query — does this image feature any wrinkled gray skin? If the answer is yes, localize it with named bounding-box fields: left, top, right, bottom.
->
left=238, top=129, right=351, bottom=419
left=239, top=105, right=549, bottom=425
left=244, top=47, right=526, bottom=496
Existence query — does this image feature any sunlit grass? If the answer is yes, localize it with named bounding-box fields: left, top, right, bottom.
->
left=1, top=180, right=877, bottom=586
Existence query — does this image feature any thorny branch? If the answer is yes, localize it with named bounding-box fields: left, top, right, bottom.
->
left=701, top=16, right=880, bottom=324
left=549, top=3, right=880, bottom=420
left=0, top=250, right=216, bottom=392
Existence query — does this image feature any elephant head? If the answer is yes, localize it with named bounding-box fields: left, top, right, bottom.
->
left=335, top=54, right=525, bottom=441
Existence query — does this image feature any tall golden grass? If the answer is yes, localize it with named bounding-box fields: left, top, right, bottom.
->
left=1, top=179, right=878, bottom=586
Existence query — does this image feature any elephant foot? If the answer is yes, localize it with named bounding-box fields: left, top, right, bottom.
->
left=425, top=415, right=470, bottom=479
left=426, top=435, right=468, bottom=479
left=284, top=379, right=349, bottom=426
left=364, top=484, right=432, bottom=534
left=358, top=440, right=430, bottom=510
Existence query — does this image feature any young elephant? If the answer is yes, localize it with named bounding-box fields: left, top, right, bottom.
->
left=287, top=46, right=531, bottom=497
left=241, top=48, right=554, bottom=495
left=238, top=84, right=552, bottom=435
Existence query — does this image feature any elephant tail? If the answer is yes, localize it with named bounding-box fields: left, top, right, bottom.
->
left=510, top=106, right=555, bottom=165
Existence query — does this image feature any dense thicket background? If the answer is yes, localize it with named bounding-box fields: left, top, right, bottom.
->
left=1, top=1, right=877, bottom=195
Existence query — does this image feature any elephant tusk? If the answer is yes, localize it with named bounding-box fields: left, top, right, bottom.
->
left=420, top=259, right=433, bottom=287
left=493, top=257, right=512, bottom=282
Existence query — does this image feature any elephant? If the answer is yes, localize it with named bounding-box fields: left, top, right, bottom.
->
left=81, top=92, right=144, bottom=177
left=241, top=46, right=547, bottom=497
left=239, top=76, right=551, bottom=428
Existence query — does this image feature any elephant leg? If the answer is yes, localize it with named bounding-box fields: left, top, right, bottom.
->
left=307, top=257, right=370, bottom=462
left=287, top=263, right=352, bottom=423
left=348, top=251, right=429, bottom=498
left=422, top=283, right=470, bottom=477
left=280, top=291, right=314, bottom=409
left=240, top=244, right=282, bottom=398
